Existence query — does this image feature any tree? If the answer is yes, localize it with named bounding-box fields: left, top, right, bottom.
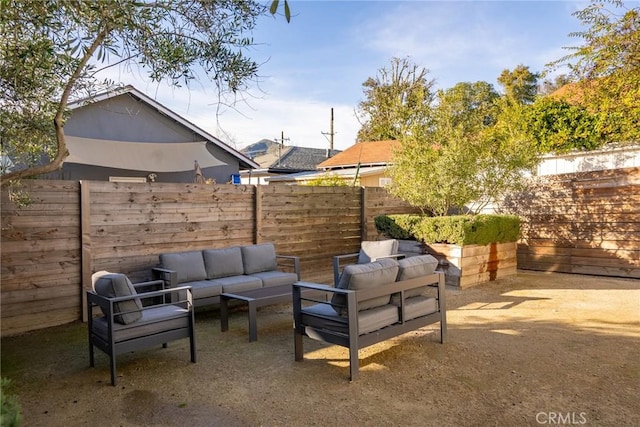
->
left=356, top=57, right=435, bottom=142
left=389, top=81, right=539, bottom=215
left=547, top=0, right=640, bottom=143
left=538, top=74, right=572, bottom=96
left=0, top=0, right=281, bottom=185
left=526, top=97, right=603, bottom=153
left=497, top=64, right=539, bottom=104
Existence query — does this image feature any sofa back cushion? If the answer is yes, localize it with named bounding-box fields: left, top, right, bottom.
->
left=391, top=255, right=440, bottom=303
left=203, top=247, right=244, bottom=279
left=93, top=273, right=142, bottom=325
left=332, top=258, right=399, bottom=315
left=241, top=243, right=277, bottom=275
left=357, top=239, right=399, bottom=264
left=160, top=251, right=207, bottom=284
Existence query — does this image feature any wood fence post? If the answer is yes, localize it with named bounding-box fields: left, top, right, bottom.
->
left=80, top=181, right=92, bottom=322
left=255, top=185, right=262, bottom=244
left=360, top=187, right=367, bottom=242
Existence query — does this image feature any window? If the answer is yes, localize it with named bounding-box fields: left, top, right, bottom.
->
left=379, top=177, right=392, bottom=187
left=109, top=176, right=147, bottom=183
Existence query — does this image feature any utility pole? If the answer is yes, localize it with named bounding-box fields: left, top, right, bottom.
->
left=274, top=131, right=290, bottom=166
left=321, top=107, right=335, bottom=150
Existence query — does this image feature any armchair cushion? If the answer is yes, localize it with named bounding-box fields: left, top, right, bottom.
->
left=241, top=243, right=277, bottom=274
left=389, top=255, right=440, bottom=304
left=331, top=258, right=399, bottom=315
left=160, top=251, right=207, bottom=284
left=93, top=273, right=142, bottom=325
left=203, top=247, right=244, bottom=279
left=357, top=239, right=399, bottom=264
left=91, top=305, right=190, bottom=342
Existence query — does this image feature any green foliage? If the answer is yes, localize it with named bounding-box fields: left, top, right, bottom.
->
left=376, top=214, right=520, bottom=246
left=526, top=97, right=604, bottom=153
left=1, top=378, right=21, bottom=427
left=547, top=0, right=640, bottom=144
left=356, top=57, right=435, bottom=142
left=1, top=0, right=273, bottom=184
left=388, top=81, right=539, bottom=215
left=497, top=64, right=539, bottom=104
left=302, top=173, right=350, bottom=186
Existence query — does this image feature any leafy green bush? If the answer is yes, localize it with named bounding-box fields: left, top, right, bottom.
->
left=375, top=214, right=520, bottom=246
left=1, top=378, right=21, bottom=427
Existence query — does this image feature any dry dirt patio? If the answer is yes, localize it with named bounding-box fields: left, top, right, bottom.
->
left=1, top=270, right=638, bottom=427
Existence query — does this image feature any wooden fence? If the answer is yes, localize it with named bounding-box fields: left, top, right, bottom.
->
left=2, top=168, right=638, bottom=336
left=499, top=166, right=640, bottom=278
left=1, top=181, right=418, bottom=336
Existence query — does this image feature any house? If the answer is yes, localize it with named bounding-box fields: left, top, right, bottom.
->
left=48, top=85, right=258, bottom=183
left=239, top=139, right=341, bottom=185
left=267, top=140, right=400, bottom=186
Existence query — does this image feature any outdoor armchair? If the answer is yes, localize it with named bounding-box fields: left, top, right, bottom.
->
left=87, top=273, right=196, bottom=386
left=333, top=239, right=405, bottom=286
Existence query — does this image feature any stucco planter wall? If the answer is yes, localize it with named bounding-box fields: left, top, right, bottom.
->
left=399, top=240, right=518, bottom=288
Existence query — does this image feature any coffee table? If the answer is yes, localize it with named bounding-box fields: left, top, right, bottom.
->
left=220, top=282, right=323, bottom=342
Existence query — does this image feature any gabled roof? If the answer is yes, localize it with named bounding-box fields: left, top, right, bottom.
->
left=242, top=139, right=341, bottom=171
left=67, top=85, right=259, bottom=169
left=317, top=140, right=400, bottom=170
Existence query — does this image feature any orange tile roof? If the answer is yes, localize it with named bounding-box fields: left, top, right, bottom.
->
left=317, top=140, right=401, bottom=169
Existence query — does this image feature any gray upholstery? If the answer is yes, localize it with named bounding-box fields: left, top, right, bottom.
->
left=160, top=251, right=207, bottom=284
left=390, top=255, right=439, bottom=304
left=332, top=258, right=399, bottom=315
left=249, top=270, right=299, bottom=288
left=92, top=305, right=190, bottom=342
left=301, top=302, right=399, bottom=335
left=203, top=247, right=244, bottom=279
left=93, top=273, right=142, bottom=325
left=403, top=296, right=438, bottom=321
left=357, top=239, right=399, bottom=264
left=209, top=275, right=262, bottom=293
left=183, top=280, right=223, bottom=299
left=155, top=243, right=300, bottom=308
left=241, top=243, right=277, bottom=274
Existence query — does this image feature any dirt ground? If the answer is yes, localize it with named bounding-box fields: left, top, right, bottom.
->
left=1, top=270, right=638, bottom=427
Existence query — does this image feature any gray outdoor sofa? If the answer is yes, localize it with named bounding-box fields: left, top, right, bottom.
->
left=152, top=243, right=300, bottom=308
left=293, top=255, right=446, bottom=380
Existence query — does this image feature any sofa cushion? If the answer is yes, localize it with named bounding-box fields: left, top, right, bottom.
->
left=183, top=280, right=223, bottom=299
left=301, top=302, right=399, bottom=335
left=241, top=243, right=277, bottom=275
left=402, top=296, right=438, bottom=321
left=210, top=275, right=262, bottom=293
left=331, top=258, right=399, bottom=315
left=357, top=239, right=399, bottom=264
left=203, top=247, right=244, bottom=279
left=93, top=273, right=142, bottom=325
left=391, top=255, right=440, bottom=304
left=249, top=271, right=298, bottom=288
left=160, top=251, right=207, bottom=284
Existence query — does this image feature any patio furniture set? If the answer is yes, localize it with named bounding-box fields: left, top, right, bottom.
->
left=86, top=241, right=447, bottom=385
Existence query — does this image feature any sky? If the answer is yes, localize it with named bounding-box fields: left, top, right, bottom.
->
left=98, top=0, right=592, bottom=152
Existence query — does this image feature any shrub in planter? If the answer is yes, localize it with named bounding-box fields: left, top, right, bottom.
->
left=375, top=214, right=520, bottom=288
left=375, top=214, right=520, bottom=245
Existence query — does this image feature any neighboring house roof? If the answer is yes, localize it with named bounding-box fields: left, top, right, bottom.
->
left=67, top=85, right=259, bottom=170
left=242, top=139, right=340, bottom=172
left=317, top=140, right=400, bottom=170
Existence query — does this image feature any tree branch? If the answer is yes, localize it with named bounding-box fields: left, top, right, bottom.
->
left=1, top=25, right=111, bottom=186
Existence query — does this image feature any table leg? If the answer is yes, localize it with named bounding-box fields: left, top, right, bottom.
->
left=220, top=296, right=229, bottom=332
left=248, top=301, right=258, bottom=342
